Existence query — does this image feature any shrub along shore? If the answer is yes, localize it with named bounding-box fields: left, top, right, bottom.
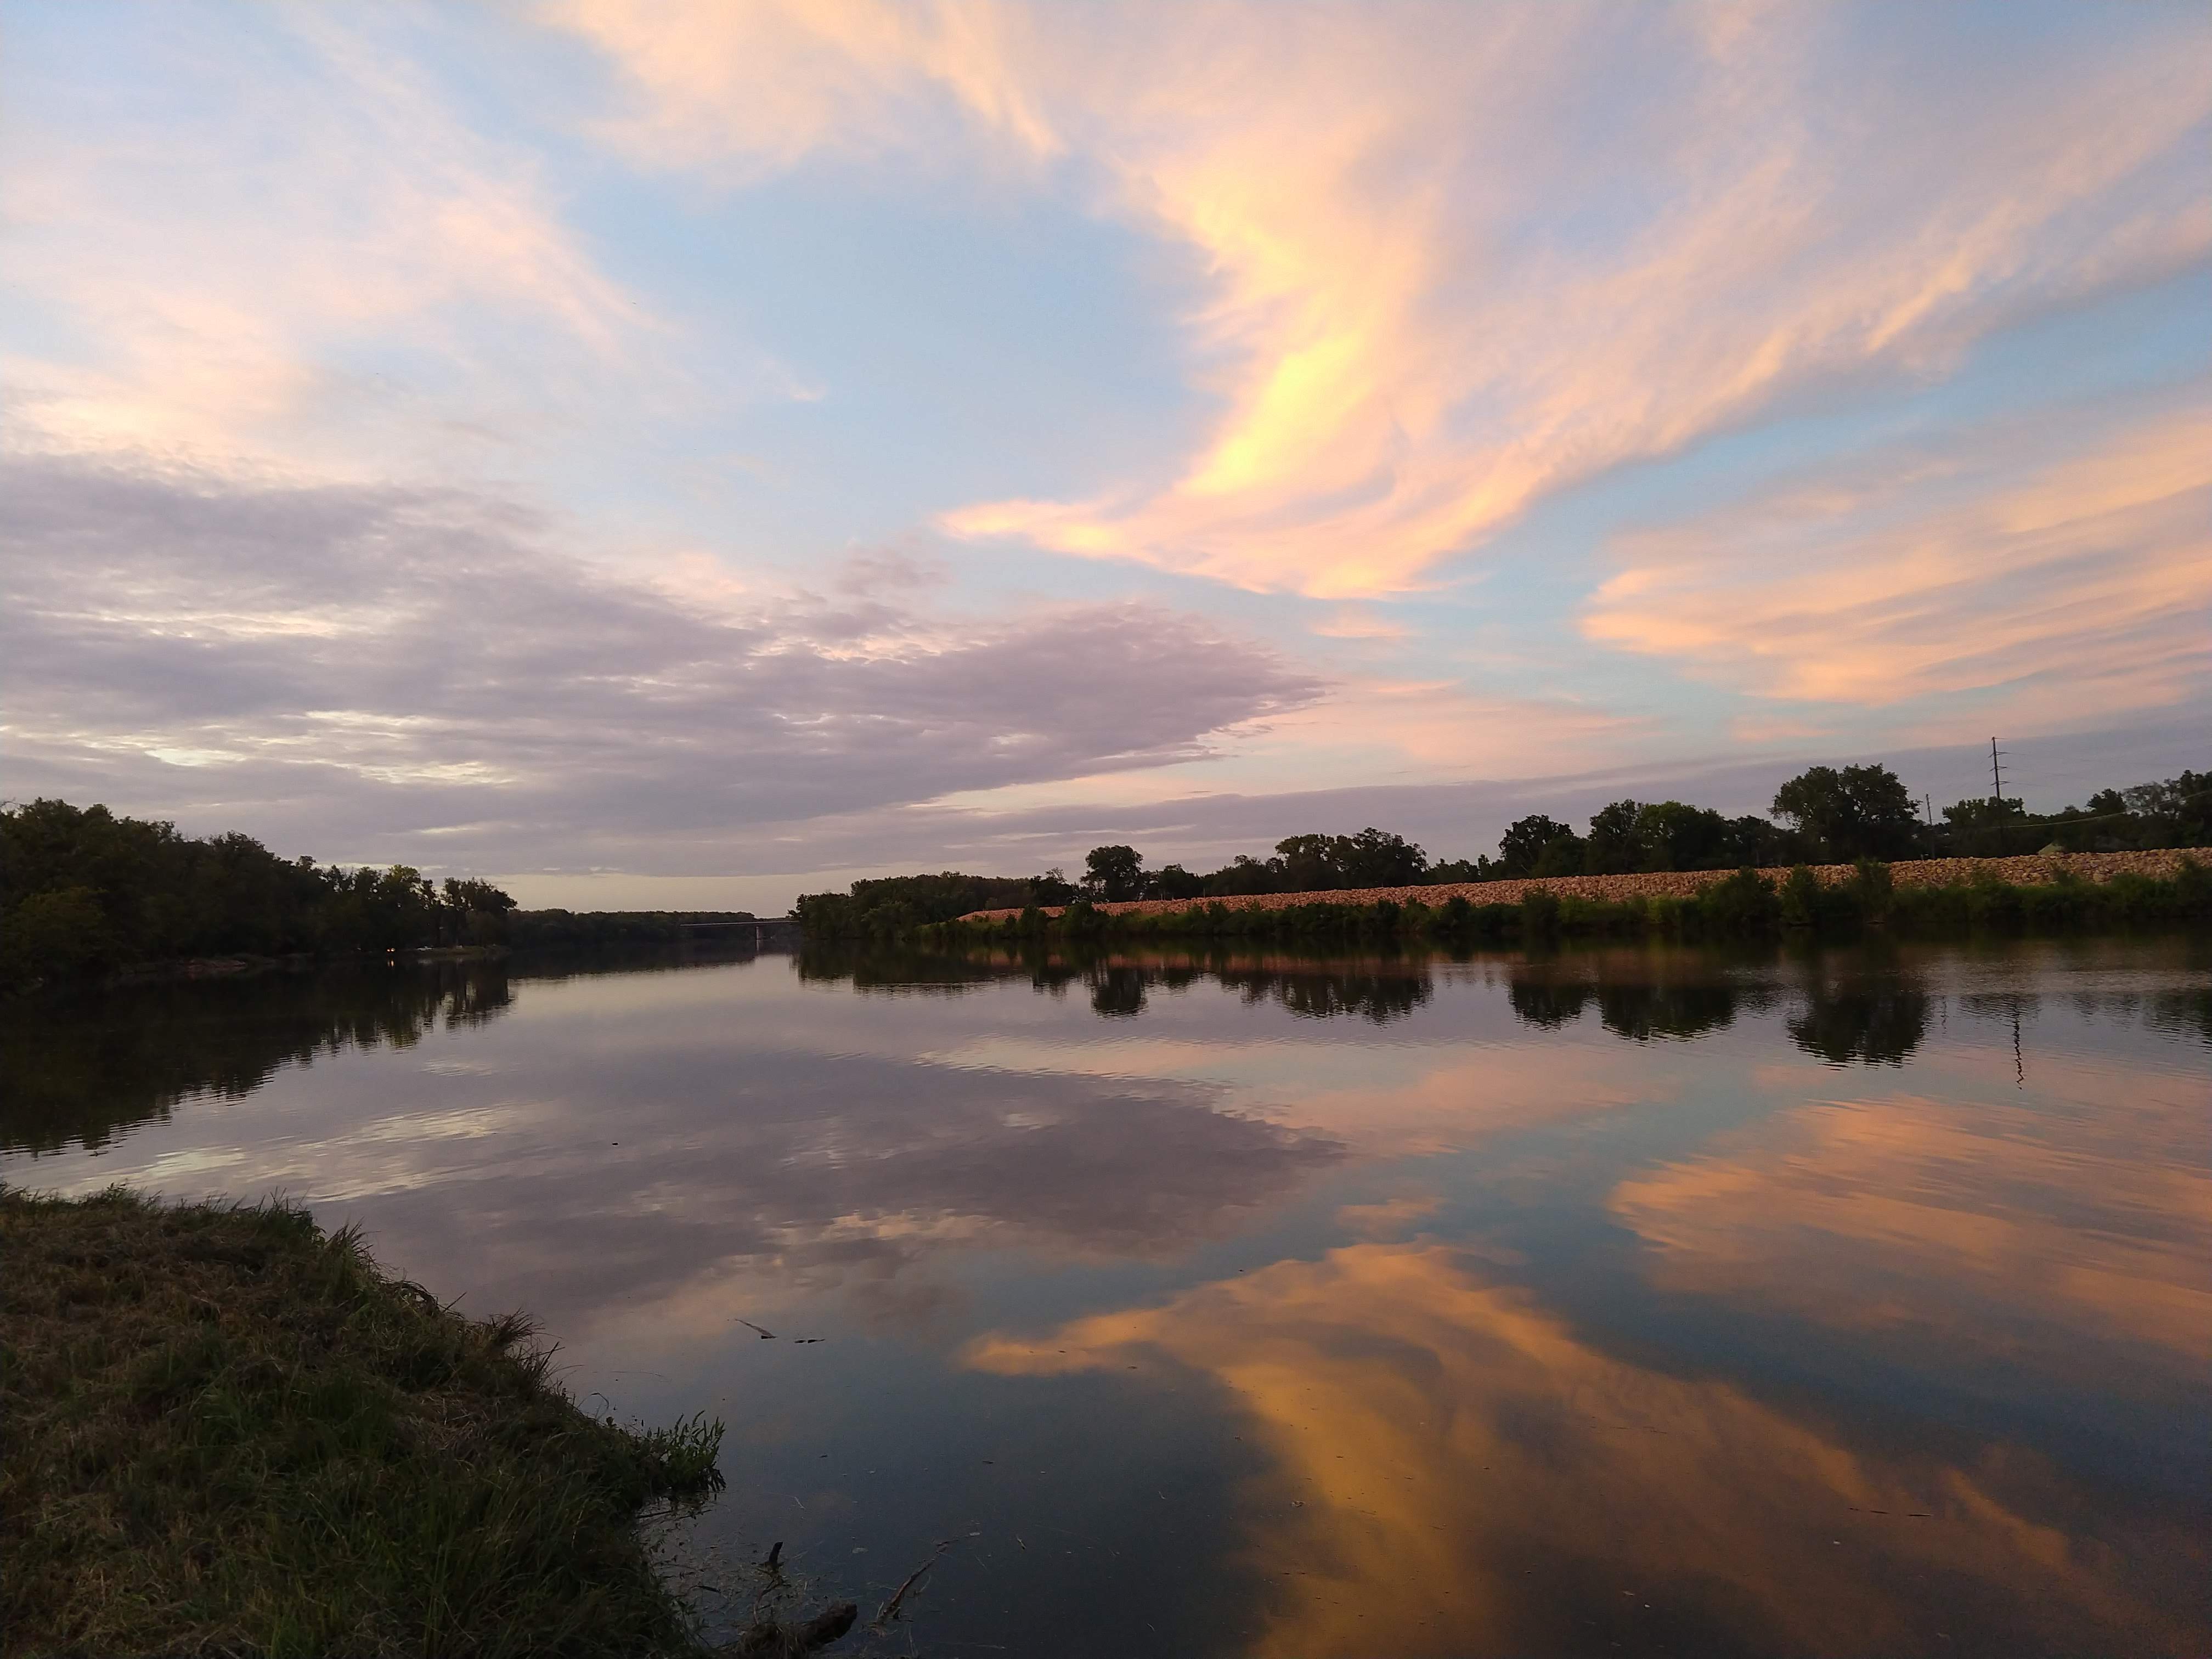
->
left=930, top=849, right=2210, bottom=946
left=1, top=1186, right=851, bottom=1659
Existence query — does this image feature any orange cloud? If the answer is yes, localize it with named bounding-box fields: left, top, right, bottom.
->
left=566, top=2, right=2212, bottom=596
left=1583, top=399, right=2212, bottom=723
left=547, top=0, right=1059, bottom=176
left=968, top=1244, right=2198, bottom=1655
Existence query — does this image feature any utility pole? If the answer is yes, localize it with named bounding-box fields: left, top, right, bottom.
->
left=1989, top=737, right=2007, bottom=802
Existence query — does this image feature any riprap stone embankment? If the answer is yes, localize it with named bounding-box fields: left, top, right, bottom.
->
left=958, top=849, right=2203, bottom=922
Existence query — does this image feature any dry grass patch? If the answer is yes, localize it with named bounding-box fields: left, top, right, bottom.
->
left=1, top=1184, right=726, bottom=1658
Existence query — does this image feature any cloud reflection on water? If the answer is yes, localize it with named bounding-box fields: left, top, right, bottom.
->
left=6, top=940, right=2208, bottom=1655
left=315, top=1049, right=1343, bottom=1344
left=1611, top=1070, right=2212, bottom=1372
left=969, top=1242, right=2205, bottom=1657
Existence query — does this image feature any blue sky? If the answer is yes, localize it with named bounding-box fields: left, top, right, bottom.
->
left=3, top=2, right=2207, bottom=909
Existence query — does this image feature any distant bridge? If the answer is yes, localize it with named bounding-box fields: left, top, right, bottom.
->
left=682, top=916, right=801, bottom=949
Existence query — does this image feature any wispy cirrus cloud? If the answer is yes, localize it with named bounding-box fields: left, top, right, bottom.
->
left=562, top=0, right=2212, bottom=597
left=3, top=10, right=718, bottom=479
left=6, top=3, right=2207, bottom=893
left=1583, top=394, right=2212, bottom=731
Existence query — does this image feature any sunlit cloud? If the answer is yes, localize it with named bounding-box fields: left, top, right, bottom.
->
left=567, top=1, right=2212, bottom=596
left=547, top=0, right=1061, bottom=177
left=1583, top=397, right=2212, bottom=729
left=6, top=3, right=2208, bottom=885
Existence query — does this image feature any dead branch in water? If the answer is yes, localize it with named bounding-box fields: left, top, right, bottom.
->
left=874, top=1539, right=955, bottom=1627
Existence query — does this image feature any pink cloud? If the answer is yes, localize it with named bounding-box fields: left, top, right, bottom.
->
left=1583, top=397, right=2212, bottom=724
left=565, top=2, right=2212, bottom=596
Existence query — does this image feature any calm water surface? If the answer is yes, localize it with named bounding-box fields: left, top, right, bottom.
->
left=6, top=939, right=2208, bottom=1657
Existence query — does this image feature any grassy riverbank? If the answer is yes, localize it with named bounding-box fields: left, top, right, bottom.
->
left=2, top=1186, right=735, bottom=1659
left=926, top=854, right=2212, bottom=949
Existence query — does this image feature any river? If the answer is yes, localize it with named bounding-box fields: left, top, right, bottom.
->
left=4, top=936, right=2207, bottom=1657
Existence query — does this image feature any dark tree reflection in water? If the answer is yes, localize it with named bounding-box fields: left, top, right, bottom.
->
left=1505, top=953, right=1761, bottom=1041
left=1087, top=966, right=1148, bottom=1018
left=1788, top=980, right=1932, bottom=1065
left=1, top=962, right=512, bottom=1155
left=5, top=935, right=2207, bottom=1657
left=1215, top=962, right=1431, bottom=1023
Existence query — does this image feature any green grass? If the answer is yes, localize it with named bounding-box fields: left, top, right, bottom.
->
left=1, top=1184, right=736, bottom=1658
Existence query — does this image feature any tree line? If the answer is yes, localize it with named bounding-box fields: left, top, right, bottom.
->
left=798, top=761, right=2208, bottom=936
left=942, top=851, right=2209, bottom=952
left=1, top=799, right=519, bottom=991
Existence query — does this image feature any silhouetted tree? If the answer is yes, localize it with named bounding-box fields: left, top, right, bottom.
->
left=1720, top=814, right=1795, bottom=868
left=1583, top=800, right=1645, bottom=874
left=1636, top=801, right=1733, bottom=871
left=1337, top=827, right=1426, bottom=887
left=1943, top=768, right=2211, bottom=855
left=797, top=870, right=1037, bottom=936
left=2127, top=770, right=2212, bottom=845
left=1083, top=845, right=1146, bottom=901
left=0, top=799, right=516, bottom=989
left=1497, top=814, right=1578, bottom=878
left=1147, top=863, right=1206, bottom=901
left=1203, top=855, right=1280, bottom=896
left=1272, top=834, right=1341, bottom=891
left=1424, top=856, right=1492, bottom=884
left=1770, top=764, right=1921, bottom=861
left=1943, top=796, right=2028, bottom=830
left=1029, top=867, right=1078, bottom=905
left=441, top=877, right=517, bottom=946
left=1531, top=834, right=1587, bottom=877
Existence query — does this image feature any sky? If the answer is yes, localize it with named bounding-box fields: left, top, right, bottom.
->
left=3, top=1, right=2207, bottom=912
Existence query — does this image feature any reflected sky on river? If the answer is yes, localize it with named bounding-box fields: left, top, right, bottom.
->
left=4, top=938, right=2207, bottom=1656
